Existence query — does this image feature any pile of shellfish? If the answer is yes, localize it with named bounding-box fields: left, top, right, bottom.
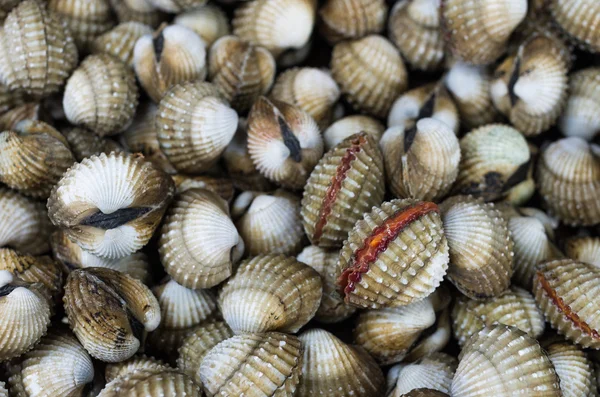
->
left=0, top=0, right=599, bottom=396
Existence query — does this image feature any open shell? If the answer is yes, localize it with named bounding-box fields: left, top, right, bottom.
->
left=319, top=0, right=388, bottom=44
left=546, top=341, right=597, bottom=397
left=565, top=237, right=600, bottom=267
left=323, top=115, right=385, bottom=151
left=174, top=5, right=230, bottom=47
left=99, top=369, right=202, bottom=397
left=91, top=22, right=154, bottom=67
left=388, top=353, right=457, bottom=396
left=105, top=355, right=170, bottom=383
left=559, top=67, right=600, bottom=141
left=550, top=0, right=600, bottom=53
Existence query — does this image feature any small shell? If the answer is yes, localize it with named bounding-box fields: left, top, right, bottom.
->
left=565, top=237, right=600, bottom=267
left=545, top=341, right=597, bottom=397
left=0, top=120, right=74, bottom=198
left=337, top=199, right=449, bottom=309
left=105, top=355, right=169, bottom=383
left=171, top=174, right=234, bottom=202
left=147, top=0, right=207, bottom=13
left=155, top=81, right=238, bottom=174
left=247, top=96, right=323, bottom=190
left=0, top=0, right=78, bottom=98
left=559, top=67, right=600, bottom=141
left=208, top=35, right=276, bottom=113
left=48, top=152, right=175, bottom=259
left=331, top=35, right=408, bottom=118
left=323, top=115, right=385, bottom=151
left=0, top=103, right=41, bottom=132
left=109, top=0, right=166, bottom=28
left=536, top=137, right=600, bottom=226
left=134, top=24, right=207, bottom=103
left=199, top=332, right=302, bottom=397
left=174, top=5, right=230, bottom=47
left=298, top=328, right=385, bottom=397
left=550, top=0, right=600, bottom=53
left=219, top=254, right=322, bottom=334
left=63, top=54, right=139, bottom=137
left=319, top=0, right=388, bottom=44
left=388, top=353, right=457, bottom=396
left=62, top=127, right=123, bottom=162
left=63, top=267, right=161, bottom=362
left=451, top=325, right=561, bottom=396
left=159, top=188, right=244, bottom=289
left=99, top=369, right=202, bottom=397
left=91, top=22, right=154, bottom=67
left=380, top=118, right=460, bottom=202
left=533, top=259, right=600, bottom=349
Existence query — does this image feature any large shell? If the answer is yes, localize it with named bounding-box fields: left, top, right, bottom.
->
left=247, top=97, right=323, bottom=190
left=565, top=237, right=600, bottom=267
left=0, top=0, right=78, bottom=98
left=388, top=353, right=457, bottom=396
left=62, top=127, right=122, bottom=162
left=47, top=152, right=175, bottom=259
left=319, top=0, right=388, bottom=44
left=98, top=369, right=202, bottom=397
left=545, top=341, right=597, bottom=397
left=155, top=81, right=238, bottom=174
left=380, top=118, right=460, bottom=202
left=559, top=67, right=600, bottom=141
left=109, top=0, right=166, bottom=28
left=302, top=132, right=385, bottom=248
left=91, top=22, right=153, bottom=67
left=63, top=267, right=161, bottom=362
left=331, top=35, right=408, bottom=118
left=550, top=0, right=600, bottom=53
left=337, top=199, right=449, bottom=309
left=174, top=5, right=230, bottom=47
left=159, top=188, right=243, bottom=289
left=323, top=115, right=385, bottom=150
left=105, top=355, right=170, bottom=383
left=219, top=254, right=322, bottom=334
left=536, top=137, right=600, bottom=226
left=450, top=324, right=561, bottom=396
left=63, top=54, right=139, bottom=137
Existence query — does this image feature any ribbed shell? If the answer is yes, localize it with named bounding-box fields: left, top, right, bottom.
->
left=331, top=35, right=408, bottom=118
left=171, top=174, right=234, bottom=202
left=381, top=118, right=460, bottom=202
left=401, top=390, right=450, bottom=397
left=0, top=0, right=78, bottom=98
left=302, top=133, right=385, bottom=248
left=565, top=237, right=600, bottom=267
left=153, top=279, right=217, bottom=330
left=550, top=0, right=600, bottom=53
left=536, top=137, right=600, bottom=226
left=105, top=355, right=169, bottom=383
left=174, top=5, right=230, bottom=47
left=147, top=0, right=207, bottom=13
left=323, top=115, right=385, bottom=151
left=62, top=127, right=122, bottom=162
left=559, top=67, right=600, bottom=141
left=533, top=259, right=600, bottom=349
left=337, top=199, right=449, bottom=309
left=155, top=81, right=238, bottom=174
left=199, top=332, right=302, bottom=397
left=0, top=81, right=26, bottom=115
left=219, top=254, right=322, bottom=334
left=99, top=369, right=202, bottom=397
left=405, top=307, right=452, bottom=362
left=91, top=22, right=153, bottom=67
left=451, top=325, right=561, bottom=396
left=109, top=0, right=166, bottom=28
left=63, top=54, right=139, bottom=137
left=389, top=353, right=457, bottom=396
left=298, top=328, right=384, bottom=397
left=158, top=188, right=243, bottom=289
left=546, top=342, right=597, bottom=397
left=319, top=0, right=388, bottom=43
left=0, top=103, right=41, bottom=132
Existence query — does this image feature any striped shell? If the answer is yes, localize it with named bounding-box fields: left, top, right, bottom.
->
left=62, top=127, right=122, bottom=162
left=388, top=353, right=457, bottom=396
left=174, top=5, right=230, bottom=47
left=318, top=0, right=388, bottom=44
left=147, top=0, right=207, bottom=13
left=565, top=237, right=600, bottom=267
left=404, top=306, right=452, bottom=362
left=546, top=341, right=597, bottom=397
left=91, top=22, right=154, bottom=67
left=323, top=115, right=385, bottom=151
left=559, top=67, right=600, bottom=141
left=105, top=355, right=169, bottom=383
left=0, top=103, right=41, bottom=132
left=109, top=0, right=166, bottom=28
left=550, top=0, right=600, bottom=52
left=401, top=390, right=450, bottom=397
left=171, top=174, right=234, bottom=201
left=99, top=369, right=202, bottom=397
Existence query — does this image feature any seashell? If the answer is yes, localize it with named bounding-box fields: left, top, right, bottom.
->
left=208, top=35, right=276, bottom=113
left=109, top=0, right=166, bottom=28
left=298, top=328, right=385, bottom=397
left=302, top=132, right=385, bottom=248
left=159, top=188, right=244, bottom=289
left=134, top=24, right=207, bottom=103
left=270, top=67, right=340, bottom=130
left=440, top=0, right=528, bottom=65
left=0, top=81, right=27, bottom=115
left=388, top=0, right=445, bottom=71
left=232, top=0, right=316, bottom=59
left=545, top=341, right=597, bottom=397
left=440, top=195, right=513, bottom=299
left=565, top=237, right=600, bottom=267
left=62, top=127, right=123, bottom=162
left=536, top=137, right=600, bottom=226
left=400, top=390, right=450, bottom=397
left=171, top=174, right=234, bottom=202
left=91, top=22, right=153, bottom=67
left=105, top=355, right=169, bottom=383
left=0, top=103, right=42, bottom=132
left=331, top=35, right=408, bottom=118
left=0, top=0, right=78, bottom=98
left=450, top=324, right=561, bottom=396
left=322, top=115, right=384, bottom=152
left=451, top=286, right=545, bottom=347
left=199, top=332, right=302, bottom=396
left=99, top=368, right=202, bottom=397
left=0, top=120, right=74, bottom=198
left=404, top=307, right=452, bottom=362
left=550, top=0, right=600, bottom=53
left=147, top=0, right=207, bottom=13
left=337, top=199, right=449, bottom=309
left=247, top=96, right=323, bottom=190
left=559, top=67, right=600, bottom=141
left=388, top=84, right=459, bottom=134
left=318, top=0, right=388, bottom=44
left=0, top=271, right=52, bottom=361
left=174, top=5, right=230, bottom=47
left=380, top=118, right=460, bottom=202
left=453, top=124, right=532, bottom=202
left=388, top=353, right=457, bottom=396
left=219, top=254, right=322, bottom=334
left=0, top=188, right=51, bottom=255
left=277, top=39, right=314, bottom=68
left=48, top=152, right=175, bottom=259
left=0, top=382, right=6, bottom=397
left=354, top=297, right=436, bottom=364
left=533, top=259, right=600, bottom=349
left=63, top=267, right=161, bottom=362
left=296, top=245, right=357, bottom=323
left=63, top=54, right=139, bottom=137
left=155, top=81, right=238, bottom=174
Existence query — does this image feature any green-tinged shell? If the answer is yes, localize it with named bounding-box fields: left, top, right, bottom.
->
left=545, top=341, right=597, bottom=397
left=388, top=353, right=457, bottom=396
left=559, top=67, right=600, bottom=141
left=98, top=369, right=202, bottom=397
left=91, top=22, right=153, bottom=67
left=319, top=0, right=388, bottom=44
left=565, top=236, right=600, bottom=267
left=105, top=355, right=170, bottom=383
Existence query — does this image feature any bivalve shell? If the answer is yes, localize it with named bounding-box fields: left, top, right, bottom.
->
left=109, top=0, right=166, bottom=28
left=105, top=355, right=169, bottom=383
left=147, top=0, right=207, bottom=13
left=99, top=369, right=202, bottom=397
left=388, top=353, right=457, bottom=396
left=319, top=0, right=388, bottom=44
left=559, top=67, right=600, bottom=141
left=174, top=5, right=230, bottom=47
left=171, top=174, right=234, bottom=202
left=62, top=127, right=123, bottom=162
left=91, top=22, right=153, bottom=67
left=323, top=115, right=385, bottom=151
left=0, top=103, right=42, bottom=132
left=545, top=341, right=597, bottom=397
left=550, top=0, right=600, bottom=53
left=400, top=390, right=449, bottom=397
left=565, top=236, right=600, bottom=267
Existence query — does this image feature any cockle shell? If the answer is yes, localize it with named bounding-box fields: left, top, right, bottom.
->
left=388, top=353, right=457, bottom=396
left=0, top=81, right=26, bottom=116
left=105, top=355, right=170, bottom=383
left=565, top=237, right=600, bottom=267
left=147, top=0, right=207, bottom=13
left=559, top=67, right=600, bottom=141
left=545, top=341, right=597, bottom=397
left=400, top=390, right=450, bottom=397
left=91, top=22, right=154, bottom=67
left=331, top=35, right=408, bottom=118
left=550, top=0, right=600, bottom=53
left=99, top=369, right=202, bottom=397
left=302, top=132, right=385, bottom=248
left=174, top=5, right=230, bottom=47
left=323, top=115, right=385, bottom=150
left=0, top=0, right=19, bottom=22
left=47, top=152, right=175, bottom=259
left=171, top=174, right=234, bottom=202
left=0, top=103, right=42, bottom=132
left=337, top=199, right=449, bottom=309
left=319, top=0, right=388, bottom=44
left=404, top=307, right=452, bottom=362
left=159, top=188, right=244, bottom=289
left=62, top=127, right=123, bottom=162
left=109, top=0, right=166, bottom=28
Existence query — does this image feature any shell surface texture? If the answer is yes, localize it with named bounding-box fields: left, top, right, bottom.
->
left=559, top=67, right=600, bottom=141
left=319, top=0, right=388, bottom=44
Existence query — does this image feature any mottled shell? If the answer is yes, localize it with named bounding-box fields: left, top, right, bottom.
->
left=91, top=22, right=153, bottom=67
left=381, top=118, right=460, bottom=202
left=0, top=0, right=78, bottom=98
left=331, top=35, right=408, bottom=118
left=546, top=341, right=597, bottom=397
left=388, top=353, right=457, bottom=396
left=550, top=0, right=600, bottom=53
left=109, top=0, right=166, bottom=28
left=47, top=152, right=175, bottom=259
left=219, top=254, right=322, bottom=334
left=159, top=188, right=244, bottom=289
left=565, top=237, right=600, bottom=267
left=302, top=133, right=385, bottom=248
left=319, top=0, right=387, bottom=44
left=450, top=324, right=561, bottom=396
left=323, top=115, right=385, bottom=151
left=536, top=137, right=600, bottom=226
left=105, top=355, right=169, bottom=383
left=337, top=199, right=449, bottom=309
left=171, top=174, right=234, bottom=202
left=63, top=54, right=139, bottom=137
left=99, top=369, right=202, bottom=397
left=174, top=5, right=230, bottom=47
left=62, top=127, right=122, bottom=162
left=559, top=67, right=600, bottom=141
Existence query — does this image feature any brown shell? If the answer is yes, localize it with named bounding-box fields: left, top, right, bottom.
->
left=147, top=0, right=207, bottom=13
left=401, top=390, right=450, bottom=397
left=0, top=103, right=42, bottom=132
left=559, top=67, right=600, bottom=141
left=0, top=81, right=27, bottom=116
left=319, top=0, right=388, bottom=44
left=109, top=0, right=167, bottom=28
left=174, top=5, right=230, bottom=47
left=105, top=355, right=169, bottom=383
left=99, top=369, right=202, bottom=397
left=91, top=22, right=153, bottom=67
left=565, top=236, right=600, bottom=267
left=171, top=174, right=234, bottom=202
left=550, top=0, right=600, bottom=53
left=62, top=126, right=123, bottom=162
